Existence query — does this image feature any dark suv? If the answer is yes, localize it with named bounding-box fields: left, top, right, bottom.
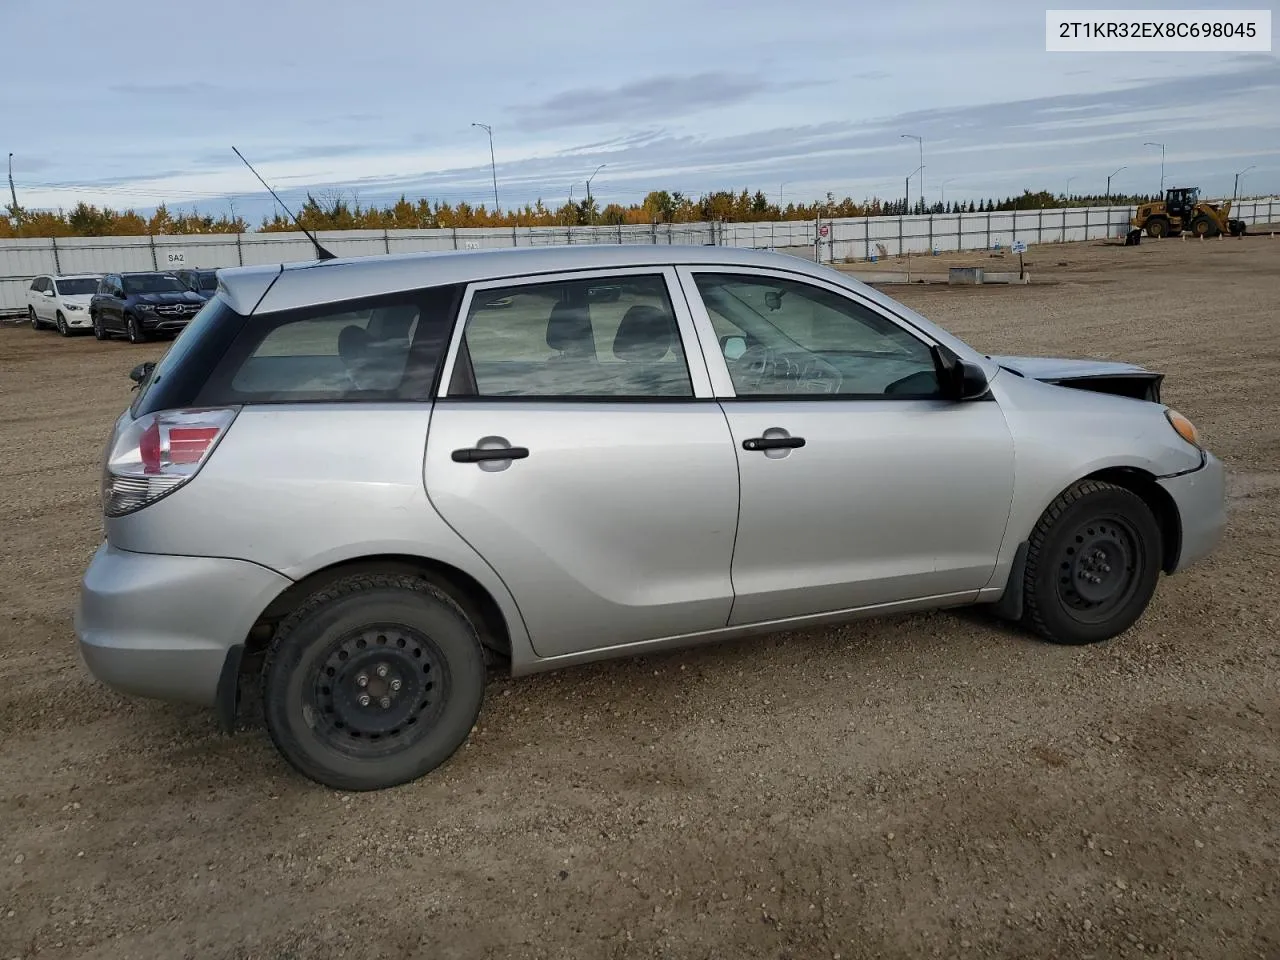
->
left=172, top=268, right=220, bottom=301
left=89, top=272, right=209, bottom=343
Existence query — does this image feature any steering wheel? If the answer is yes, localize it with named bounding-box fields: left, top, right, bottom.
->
left=731, top=344, right=842, bottom=394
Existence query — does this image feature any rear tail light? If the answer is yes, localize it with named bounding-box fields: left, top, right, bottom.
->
left=102, top=407, right=239, bottom=517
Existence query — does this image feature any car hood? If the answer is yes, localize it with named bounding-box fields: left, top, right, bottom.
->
left=133, top=291, right=205, bottom=305
left=990, top=354, right=1164, bottom=402
left=59, top=294, right=94, bottom=307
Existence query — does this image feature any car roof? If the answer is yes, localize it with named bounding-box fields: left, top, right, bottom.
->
left=215, top=243, right=849, bottom=317
left=53, top=273, right=103, bottom=280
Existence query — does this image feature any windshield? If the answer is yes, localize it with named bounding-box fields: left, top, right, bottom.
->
left=123, top=274, right=188, bottom=295
left=55, top=277, right=99, bottom=296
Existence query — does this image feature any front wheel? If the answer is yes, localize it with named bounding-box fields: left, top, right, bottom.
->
left=1021, top=480, right=1162, bottom=645
left=57, top=312, right=70, bottom=336
left=263, top=574, right=487, bottom=791
left=91, top=312, right=107, bottom=340
left=126, top=314, right=147, bottom=344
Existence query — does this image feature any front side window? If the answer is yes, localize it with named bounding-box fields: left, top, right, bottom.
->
left=30, top=277, right=46, bottom=292
left=450, top=274, right=694, bottom=398
left=691, top=273, right=941, bottom=398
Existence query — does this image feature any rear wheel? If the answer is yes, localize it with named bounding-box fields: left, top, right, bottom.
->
left=263, top=574, right=487, bottom=791
left=1145, top=218, right=1168, bottom=238
left=1021, top=480, right=1162, bottom=646
left=29, top=307, right=43, bottom=330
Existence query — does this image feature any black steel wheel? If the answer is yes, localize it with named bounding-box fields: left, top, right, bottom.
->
left=263, top=574, right=487, bottom=791
left=1021, top=480, right=1162, bottom=645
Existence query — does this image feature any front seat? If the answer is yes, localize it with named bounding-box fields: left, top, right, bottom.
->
left=612, top=304, right=682, bottom=393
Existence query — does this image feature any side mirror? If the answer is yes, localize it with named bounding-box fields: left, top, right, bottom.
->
left=128, top=360, right=155, bottom=386
left=931, top=344, right=990, bottom=401
left=721, top=335, right=747, bottom=360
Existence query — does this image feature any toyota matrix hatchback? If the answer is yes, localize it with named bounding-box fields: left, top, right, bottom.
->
left=75, top=244, right=1226, bottom=791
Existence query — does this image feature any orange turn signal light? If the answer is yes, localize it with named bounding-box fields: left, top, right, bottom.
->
left=1165, top=409, right=1201, bottom=448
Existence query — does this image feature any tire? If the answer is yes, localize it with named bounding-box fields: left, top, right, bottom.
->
left=91, top=312, right=107, bottom=340
left=1021, top=480, right=1162, bottom=646
left=263, top=574, right=487, bottom=791
left=56, top=312, right=70, bottom=336
left=126, top=314, right=147, bottom=344
left=1145, top=218, right=1167, bottom=239
left=29, top=307, right=43, bottom=330
left=1190, top=217, right=1216, bottom=238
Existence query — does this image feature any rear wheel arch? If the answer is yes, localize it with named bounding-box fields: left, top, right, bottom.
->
left=244, top=555, right=514, bottom=676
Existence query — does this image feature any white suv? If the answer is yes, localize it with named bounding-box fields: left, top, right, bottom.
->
left=27, top=273, right=103, bottom=335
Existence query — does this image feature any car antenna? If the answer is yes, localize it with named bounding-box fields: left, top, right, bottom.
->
left=231, top=145, right=336, bottom=261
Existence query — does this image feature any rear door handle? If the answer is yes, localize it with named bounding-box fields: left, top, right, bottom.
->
left=451, top=446, right=530, bottom=463
left=742, top=436, right=805, bottom=451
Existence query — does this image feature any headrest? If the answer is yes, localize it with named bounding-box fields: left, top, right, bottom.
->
left=338, top=324, right=371, bottom=359
left=546, top=301, right=593, bottom=352
left=613, top=305, right=674, bottom=362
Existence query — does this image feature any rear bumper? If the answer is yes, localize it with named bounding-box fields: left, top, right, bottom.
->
left=1159, top=451, right=1227, bottom=573
left=74, top=543, right=291, bottom=707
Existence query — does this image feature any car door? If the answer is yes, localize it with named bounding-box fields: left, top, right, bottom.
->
left=424, top=266, right=740, bottom=659
left=675, top=265, right=1016, bottom=626
left=103, top=275, right=124, bottom=331
left=34, top=277, right=55, bottom=320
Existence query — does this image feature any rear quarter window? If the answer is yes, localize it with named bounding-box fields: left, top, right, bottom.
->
left=195, top=282, right=464, bottom=405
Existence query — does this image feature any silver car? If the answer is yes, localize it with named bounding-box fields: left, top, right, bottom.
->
left=74, top=244, right=1226, bottom=791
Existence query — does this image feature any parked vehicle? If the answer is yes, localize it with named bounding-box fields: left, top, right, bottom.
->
left=26, top=273, right=103, bottom=335
left=75, top=244, right=1227, bottom=791
left=88, top=272, right=208, bottom=343
left=172, top=268, right=220, bottom=300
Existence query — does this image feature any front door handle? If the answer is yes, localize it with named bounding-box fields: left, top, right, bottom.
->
left=743, top=436, right=805, bottom=451
left=452, top=446, right=530, bottom=463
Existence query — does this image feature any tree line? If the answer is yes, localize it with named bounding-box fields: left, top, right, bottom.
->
left=2, top=187, right=1163, bottom=238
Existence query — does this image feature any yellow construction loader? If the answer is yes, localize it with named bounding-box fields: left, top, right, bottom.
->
left=1131, top=187, right=1248, bottom=239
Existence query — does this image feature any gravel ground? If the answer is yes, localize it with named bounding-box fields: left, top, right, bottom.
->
left=1, top=236, right=1277, bottom=960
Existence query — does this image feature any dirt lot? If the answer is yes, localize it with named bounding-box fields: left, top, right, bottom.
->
left=2, top=236, right=1278, bottom=960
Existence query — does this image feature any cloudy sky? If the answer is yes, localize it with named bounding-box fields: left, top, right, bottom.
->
left=2, top=0, right=1277, bottom=221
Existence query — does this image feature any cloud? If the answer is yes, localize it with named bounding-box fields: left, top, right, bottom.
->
left=109, top=81, right=224, bottom=98
left=511, top=72, right=818, bottom=130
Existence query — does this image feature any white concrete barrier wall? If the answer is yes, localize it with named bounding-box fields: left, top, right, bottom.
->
left=2, top=198, right=1276, bottom=313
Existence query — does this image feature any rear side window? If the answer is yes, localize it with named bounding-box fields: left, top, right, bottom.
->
left=132, top=297, right=251, bottom=417
left=196, top=282, right=464, bottom=405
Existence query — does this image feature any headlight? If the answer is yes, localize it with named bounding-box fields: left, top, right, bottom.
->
left=65, top=303, right=84, bottom=311
left=1165, top=408, right=1201, bottom=448
left=135, top=302, right=156, bottom=312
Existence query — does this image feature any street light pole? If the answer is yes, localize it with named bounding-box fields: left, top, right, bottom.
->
left=1143, top=141, right=1165, bottom=195
left=1233, top=165, right=1255, bottom=202
left=7, top=152, right=17, bottom=212
left=940, top=178, right=956, bottom=209
left=779, top=181, right=790, bottom=209
left=1106, top=166, right=1126, bottom=204
left=901, top=134, right=923, bottom=210
left=905, top=165, right=922, bottom=215
left=585, top=164, right=606, bottom=205
left=472, top=122, right=499, bottom=213
left=1065, top=176, right=1076, bottom=199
